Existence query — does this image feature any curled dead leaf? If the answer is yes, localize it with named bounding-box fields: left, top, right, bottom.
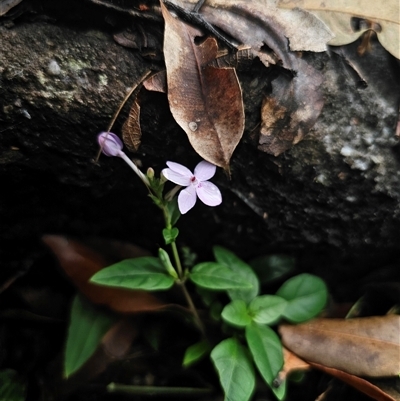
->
left=259, top=61, right=324, bottom=156
left=122, top=99, right=141, bottom=152
left=310, top=362, right=399, bottom=401
left=143, top=70, right=167, bottom=93
left=279, top=315, right=400, bottom=377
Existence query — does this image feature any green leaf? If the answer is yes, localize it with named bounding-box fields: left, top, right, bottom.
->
left=211, top=338, right=255, bottom=401
left=182, top=340, right=210, bottom=367
left=221, top=300, right=252, bottom=328
left=166, top=197, right=181, bottom=226
left=190, top=262, right=253, bottom=290
left=158, top=248, right=178, bottom=278
left=162, top=227, right=179, bottom=245
left=90, top=257, right=175, bottom=291
left=276, top=273, right=328, bottom=323
left=213, top=246, right=259, bottom=303
left=245, top=323, right=283, bottom=387
left=0, top=369, right=26, bottom=401
left=248, top=295, right=287, bottom=325
left=65, top=295, right=114, bottom=377
left=249, top=254, right=295, bottom=284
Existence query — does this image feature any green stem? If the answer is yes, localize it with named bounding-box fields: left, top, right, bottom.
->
left=107, top=383, right=213, bottom=396
left=170, top=240, right=183, bottom=278
left=178, top=280, right=205, bottom=336
left=162, top=206, right=205, bottom=336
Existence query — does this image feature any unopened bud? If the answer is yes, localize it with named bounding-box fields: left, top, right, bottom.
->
left=97, top=132, right=123, bottom=157
left=146, top=167, right=155, bottom=179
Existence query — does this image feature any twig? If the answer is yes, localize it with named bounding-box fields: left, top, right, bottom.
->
left=95, top=69, right=152, bottom=162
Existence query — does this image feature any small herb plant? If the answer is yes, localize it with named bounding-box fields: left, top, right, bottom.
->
left=65, top=132, right=328, bottom=401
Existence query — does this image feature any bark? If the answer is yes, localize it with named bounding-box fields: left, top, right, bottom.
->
left=1, top=1, right=400, bottom=301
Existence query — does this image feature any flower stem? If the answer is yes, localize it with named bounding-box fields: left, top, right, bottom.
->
left=170, top=240, right=183, bottom=278
left=162, top=207, right=205, bottom=336
left=178, top=280, right=206, bottom=336
left=118, top=152, right=150, bottom=187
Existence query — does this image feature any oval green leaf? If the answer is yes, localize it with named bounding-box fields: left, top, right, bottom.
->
left=190, top=262, right=253, bottom=290
left=213, top=246, right=259, bottom=303
left=276, top=273, right=328, bottom=323
left=249, top=254, right=295, bottom=284
left=65, top=295, right=114, bottom=377
left=245, top=323, right=283, bottom=387
left=248, top=295, right=287, bottom=325
left=90, top=257, right=175, bottom=291
left=221, top=299, right=253, bottom=328
left=211, top=338, right=255, bottom=401
left=182, top=340, right=210, bottom=367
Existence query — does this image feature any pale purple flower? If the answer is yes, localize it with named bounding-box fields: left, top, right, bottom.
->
left=97, top=132, right=123, bottom=157
left=162, top=161, right=222, bottom=214
left=97, top=132, right=149, bottom=186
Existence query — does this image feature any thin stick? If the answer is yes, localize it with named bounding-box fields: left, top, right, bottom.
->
left=108, top=383, right=213, bottom=396
left=95, top=69, right=152, bottom=162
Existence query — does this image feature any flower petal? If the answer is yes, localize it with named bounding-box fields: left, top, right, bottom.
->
left=196, top=181, right=222, bottom=207
left=194, top=161, right=216, bottom=181
left=162, top=168, right=192, bottom=186
left=97, top=132, right=123, bottom=157
left=178, top=185, right=197, bottom=214
left=166, top=161, right=193, bottom=177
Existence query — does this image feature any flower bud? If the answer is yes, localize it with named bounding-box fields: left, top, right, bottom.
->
left=97, top=132, right=123, bottom=157
left=146, top=167, right=155, bottom=179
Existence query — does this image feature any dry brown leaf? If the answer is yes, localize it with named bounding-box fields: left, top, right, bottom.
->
left=309, top=362, right=399, bottom=401
left=122, top=71, right=167, bottom=152
left=278, top=0, right=400, bottom=59
left=143, top=71, right=167, bottom=93
left=122, top=99, right=141, bottom=152
left=279, top=315, right=400, bottom=378
left=101, top=318, right=138, bottom=359
left=259, top=61, right=324, bottom=156
left=161, top=2, right=244, bottom=169
left=43, top=235, right=170, bottom=314
left=179, top=0, right=333, bottom=53
left=0, top=0, right=23, bottom=17
left=61, top=318, right=139, bottom=395
left=277, top=347, right=310, bottom=382
left=175, top=0, right=324, bottom=155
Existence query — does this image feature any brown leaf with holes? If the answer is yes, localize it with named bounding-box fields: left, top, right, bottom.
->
left=176, top=0, right=324, bottom=156
left=161, top=2, right=244, bottom=170
left=279, top=315, right=400, bottom=378
left=43, top=235, right=170, bottom=313
left=122, top=99, right=141, bottom=152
